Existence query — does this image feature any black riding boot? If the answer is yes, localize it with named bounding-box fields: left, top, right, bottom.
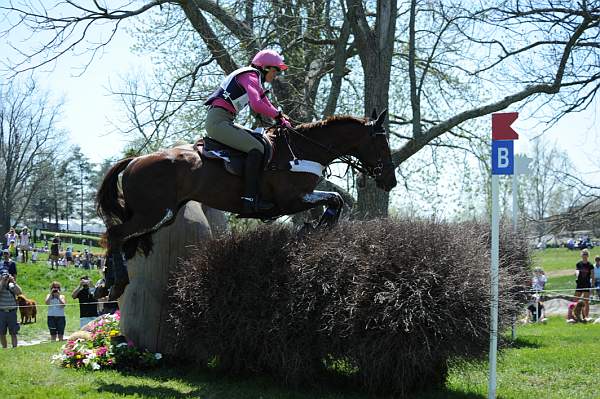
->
left=241, top=149, right=274, bottom=214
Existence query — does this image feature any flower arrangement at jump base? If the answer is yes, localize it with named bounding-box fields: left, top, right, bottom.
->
left=52, top=310, right=162, bottom=371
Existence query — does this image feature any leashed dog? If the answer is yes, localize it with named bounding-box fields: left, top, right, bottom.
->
left=16, top=294, right=37, bottom=324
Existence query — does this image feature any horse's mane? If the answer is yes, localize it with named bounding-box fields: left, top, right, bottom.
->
left=295, top=115, right=367, bottom=131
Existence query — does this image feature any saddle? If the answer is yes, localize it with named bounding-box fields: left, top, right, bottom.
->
left=195, top=130, right=274, bottom=176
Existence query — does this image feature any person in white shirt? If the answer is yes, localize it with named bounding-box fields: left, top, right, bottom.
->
left=532, top=267, right=547, bottom=292
left=44, top=281, right=66, bottom=341
left=19, top=227, right=30, bottom=263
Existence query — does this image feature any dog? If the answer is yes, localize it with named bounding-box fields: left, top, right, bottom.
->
left=16, top=294, right=37, bottom=324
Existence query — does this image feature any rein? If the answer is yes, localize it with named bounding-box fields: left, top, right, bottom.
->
left=278, top=124, right=388, bottom=178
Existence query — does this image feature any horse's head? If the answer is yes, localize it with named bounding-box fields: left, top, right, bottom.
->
left=354, top=110, right=397, bottom=192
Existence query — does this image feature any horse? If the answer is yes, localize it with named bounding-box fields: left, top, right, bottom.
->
left=96, top=110, right=397, bottom=298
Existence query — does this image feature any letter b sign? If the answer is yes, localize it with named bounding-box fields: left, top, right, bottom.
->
left=491, top=140, right=514, bottom=175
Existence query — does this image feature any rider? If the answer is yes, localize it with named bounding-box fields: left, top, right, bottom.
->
left=204, top=49, right=292, bottom=214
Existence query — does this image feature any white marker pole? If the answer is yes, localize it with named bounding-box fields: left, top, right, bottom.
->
left=511, top=173, right=518, bottom=340
left=512, top=174, right=518, bottom=231
left=488, top=174, right=500, bottom=399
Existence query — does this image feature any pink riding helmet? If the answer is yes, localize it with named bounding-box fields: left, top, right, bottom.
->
left=251, top=49, right=288, bottom=71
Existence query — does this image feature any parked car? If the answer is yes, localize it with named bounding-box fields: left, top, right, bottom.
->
left=566, top=238, right=593, bottom=250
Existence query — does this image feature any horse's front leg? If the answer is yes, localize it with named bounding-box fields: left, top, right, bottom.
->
left=300, top=190, right=344, bottom=228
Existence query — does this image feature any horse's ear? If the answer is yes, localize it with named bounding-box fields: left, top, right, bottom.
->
left=371, top=108, right=378, bottom=120
left=375, top=109, right=388, bottom=127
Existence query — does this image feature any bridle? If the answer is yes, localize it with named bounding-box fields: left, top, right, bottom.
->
left=278, top=121, right=393, bottom=179
left=342, top=121, right=394, bottom=178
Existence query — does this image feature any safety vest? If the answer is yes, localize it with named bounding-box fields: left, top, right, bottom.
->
left=204, top=67, right=265, bottom=113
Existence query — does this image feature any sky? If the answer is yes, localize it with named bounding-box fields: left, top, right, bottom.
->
left=0, top=15, right=144, bottom=163
left=1, top=10, right=599, bottom=182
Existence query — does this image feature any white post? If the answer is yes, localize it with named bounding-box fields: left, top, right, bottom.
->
left=488, top=174, right=500, bottom=399
left=512, top=174, right=518, bottom=231
left=511, top=174, right=518, bottom=340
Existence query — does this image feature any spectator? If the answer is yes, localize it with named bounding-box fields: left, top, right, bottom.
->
left=527, top=295, right=546, bottom=323
left=19, top=227, right=30, bottom=263
left=65, top=246, right=73, bottom=266
left=594, top=256, right=600, bottom=300
left=7, top=240, right=17, bottom=259
left=0, top=270, right=21, bottom=348
left=71, top=275, right=98, bottom=328
left=575, top=249, right=594, bottom=321
left=567, top=299, right=586, bottom=323
left=44, top=281, right=66, bottom=341
left=4, top=228, right=17, bottom=250
left=82, top=249, right=91, bottom=270
left=1, top=250, right=16, bottom=279
left=532, top=267, right=547, bottom=292
left=49, top=234, right=61, bottom=270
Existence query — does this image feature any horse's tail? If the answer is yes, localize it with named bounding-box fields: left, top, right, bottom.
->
left=96, top=157, right=134, bottom=227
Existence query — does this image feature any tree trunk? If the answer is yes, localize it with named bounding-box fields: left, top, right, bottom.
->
left=348, top=0, right=397, bottom=219
left=355, top=59, right=393, bottom=218
left=119, top=201, right=214, bottom=354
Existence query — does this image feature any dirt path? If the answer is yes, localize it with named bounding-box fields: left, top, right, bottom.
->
left=546, top=269, right=575, bottom=277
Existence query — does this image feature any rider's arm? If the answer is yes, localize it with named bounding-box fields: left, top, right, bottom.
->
left=237, top=72, right=280, bottom=119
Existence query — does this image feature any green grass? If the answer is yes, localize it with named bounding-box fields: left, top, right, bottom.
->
left=14, top=260, right=102, bottom=342
left=441, top=318, right=599, bottom=399
left=530, top=247, right=586, bottom=273
left=0, top=343, right=366, bottom=399
left=1, top=317, right=596, bottom=398
left=1, top=247, right=596, bottom=398
left=544, top=275, right=577, bottom=292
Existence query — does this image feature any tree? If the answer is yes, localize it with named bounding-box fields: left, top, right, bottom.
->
left=3, top=1, right=600, bottom=219
left=0, top=79, right=61, bottom=233
left=25, top=160, right=55, bottom=228
left=346, top=0, right=397, bottom=218
left=522, top=139, right=574, bottom=240
left=65, top=146, right=95, bottom=234
left=58, top=159, right=77, bottom=230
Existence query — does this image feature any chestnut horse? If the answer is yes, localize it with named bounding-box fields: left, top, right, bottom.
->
left=97, top=110, right=397, bottom=298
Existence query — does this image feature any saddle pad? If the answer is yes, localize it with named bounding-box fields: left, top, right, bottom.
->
left=196, top=138, right=245, bottom=176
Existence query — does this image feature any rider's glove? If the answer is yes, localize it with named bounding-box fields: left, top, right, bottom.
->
left=275, top=112, right=292, bottom=128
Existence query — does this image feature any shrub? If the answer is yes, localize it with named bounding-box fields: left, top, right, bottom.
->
left=169, top=219, right=530, bottom=396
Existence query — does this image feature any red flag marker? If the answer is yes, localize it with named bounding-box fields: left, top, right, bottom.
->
left=492, top=112, right=519, bottom=140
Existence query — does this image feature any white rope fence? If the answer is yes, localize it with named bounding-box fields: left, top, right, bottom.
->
left=4, top=300, right=119, bottom=309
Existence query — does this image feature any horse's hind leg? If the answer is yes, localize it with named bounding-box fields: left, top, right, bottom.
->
left=106, top=209, right=175, bottom=300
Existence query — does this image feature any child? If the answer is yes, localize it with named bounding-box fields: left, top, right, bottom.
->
left=527, top=294, right=546, bottom=323
left=532, top=267, right=547, bottom=292
left=8, top=240, right=17, bottom=259
left=31, top=248, right=38, bottom=263
left=566, top=300, right=585, bottom=323
left=527, top=302, right=545, bottom=323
